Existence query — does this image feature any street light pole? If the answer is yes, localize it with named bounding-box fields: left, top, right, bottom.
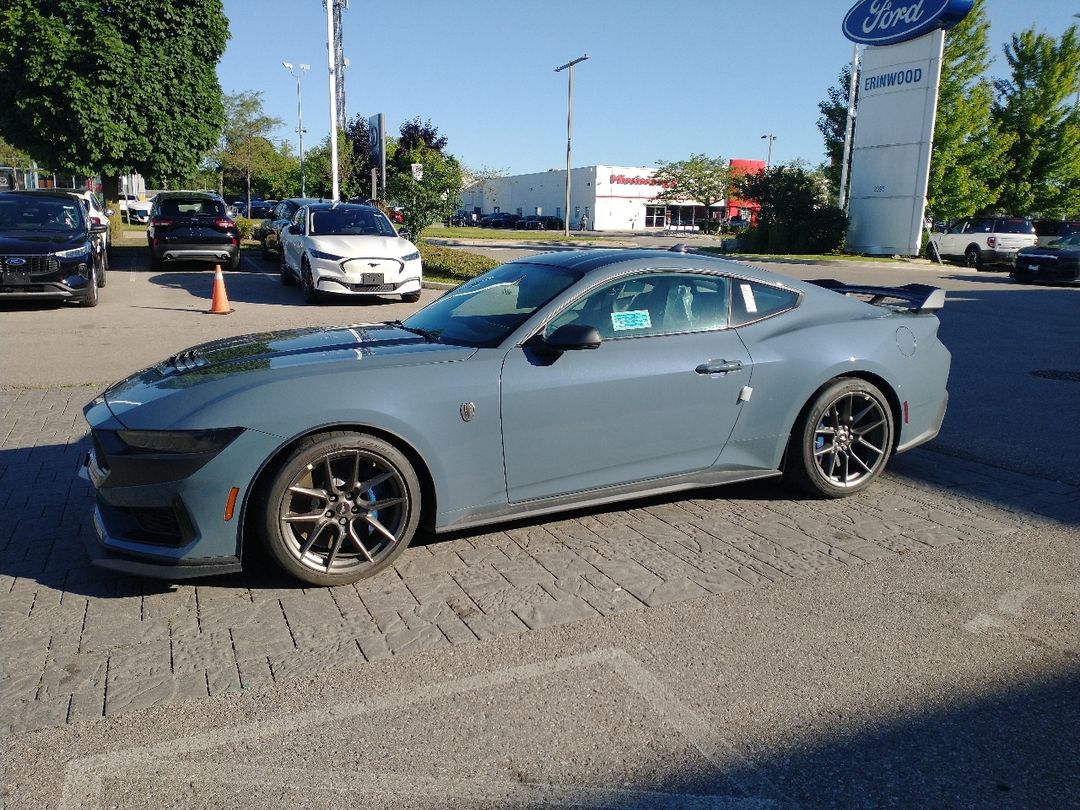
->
left=760, top=133, right=777, bottom=169
left=555, top=54, right=589, bottom=237
left=325, top=0, right=339, bottom=201
left=283, top=62, right=310, bottom=197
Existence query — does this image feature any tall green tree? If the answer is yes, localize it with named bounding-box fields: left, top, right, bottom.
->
left=992, top=26, right=1080, bottom=217
left=926, top=0, right=1013, bottom=221
left=650, top=154, right=732, bottom=233
left=219, top=91, right=282, bottom=211
left=816, top=64, right=855, bottom=202
left=0, top=0, right=229, bottom=202
left=386, top=138, right=463, bottom=241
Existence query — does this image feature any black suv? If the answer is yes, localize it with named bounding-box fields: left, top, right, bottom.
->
left=0, top=190, right=108, bottom=307
left=147, top=191, right=240, bottom=270
left=259, top=197, right=327, bottom=259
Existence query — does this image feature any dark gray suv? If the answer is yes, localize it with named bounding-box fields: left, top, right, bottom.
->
left=147, top=191, right=240, bottom=270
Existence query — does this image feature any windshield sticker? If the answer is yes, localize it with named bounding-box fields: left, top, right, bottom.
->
left=740, top=284, right=758, bottom=313
left=611, top=310, right=652, bottom=331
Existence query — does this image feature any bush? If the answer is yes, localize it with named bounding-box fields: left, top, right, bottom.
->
left=418, top=241, right=499, bottom=281
left=743, top=207, right=848, bottom=254
left=234, top=217, right=258, bottom=241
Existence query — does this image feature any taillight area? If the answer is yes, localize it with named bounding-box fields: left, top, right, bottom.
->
left=987, top=236, right=997, bottom=247
left=212, top=219, right=233, bottom=231
left=151, top=217, right=174, bottom=230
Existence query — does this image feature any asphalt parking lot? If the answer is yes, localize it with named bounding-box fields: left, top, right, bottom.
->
left=1, top=241, right=1078, bottom=809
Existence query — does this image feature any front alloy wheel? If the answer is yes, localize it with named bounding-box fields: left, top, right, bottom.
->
left=262, top=432, right=420, bottom=586
left=788, top=378, right=893, bottom=497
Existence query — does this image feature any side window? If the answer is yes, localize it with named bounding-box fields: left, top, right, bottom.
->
left=947, top=220, right=966, bottom=235
left=730, top=280, right=799, bottom=327
left=546, top=273, right=729, bottom=340
left=292, top=207, right=306, bottom=229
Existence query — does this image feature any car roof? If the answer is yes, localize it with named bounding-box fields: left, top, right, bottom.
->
left=304, top=202, right=381, bottom=212
left=155, top=190, right=222, bottom=201
left=1, top=189, right=84, bottom=202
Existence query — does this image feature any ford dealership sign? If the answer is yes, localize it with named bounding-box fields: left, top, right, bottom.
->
left=843, top=0, right=973, bottom=46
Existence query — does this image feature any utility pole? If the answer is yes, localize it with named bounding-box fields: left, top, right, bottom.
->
left=555, top=54, right=589, bottom=237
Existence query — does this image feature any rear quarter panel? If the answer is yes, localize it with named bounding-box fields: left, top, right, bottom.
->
left=720, top=287, right=950, bottom=470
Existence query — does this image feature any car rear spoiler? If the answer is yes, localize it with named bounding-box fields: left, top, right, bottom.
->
left=808, top=279, right=945, bottom=312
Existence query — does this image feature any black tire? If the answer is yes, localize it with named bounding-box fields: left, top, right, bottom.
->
left=79, top=264, right=99, bottom=307
left=260, top=432, right=421, bottom=586
left=787, top=378, right=893, bottom=498
left=261, top=236, right=274, bottom=261
left=98, top=250, right=108, bottom=287
left=150, top=250, right=162, bottom=271
left=229, top=251, right=241, bottom=271
left=278, top=248, right=294, bottom=285
left=301, top=259, right=319, bottom=303
left=401, top=291, right=421, bottom=303
left=964, top=245, right=983, bottom=270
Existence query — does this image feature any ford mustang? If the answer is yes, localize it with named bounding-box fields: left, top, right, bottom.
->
left=81, top=249, right=950, bottom=586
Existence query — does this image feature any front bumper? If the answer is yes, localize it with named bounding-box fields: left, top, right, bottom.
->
left=312, top=256, right=422, bottom=296
left=80, top=419, right=285, bottom=580
left=0, top=265, right=95, bottom=300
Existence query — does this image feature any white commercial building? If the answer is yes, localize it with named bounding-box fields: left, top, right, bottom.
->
left=459, top=165, right=726, bottom=232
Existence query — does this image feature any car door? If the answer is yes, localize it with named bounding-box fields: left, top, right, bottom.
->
left=282, top=207, right=307, bottom=273
left=500, top=271, right=752, bottom=503
left=937, top=219, right=968, bottom=257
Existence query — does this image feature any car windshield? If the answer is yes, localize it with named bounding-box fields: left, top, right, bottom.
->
left=403, top=262, right=584, bottom=348
left=0, top=197, right=85, bottom=233
left=311, top=208, right=396, bottom=237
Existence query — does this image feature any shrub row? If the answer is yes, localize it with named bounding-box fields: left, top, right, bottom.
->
left=419, top=241, right=500, bottom=281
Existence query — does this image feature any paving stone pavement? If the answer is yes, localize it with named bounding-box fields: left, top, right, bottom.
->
left=2, top=384, right=1078, bottom=736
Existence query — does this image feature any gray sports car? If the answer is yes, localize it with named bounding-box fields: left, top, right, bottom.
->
left=81, top=249, right=950, bottom=586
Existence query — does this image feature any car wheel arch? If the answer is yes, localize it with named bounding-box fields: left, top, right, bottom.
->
left=240, top=423, right=439, bottom=552
left=787, top=371, right=903, bottom=454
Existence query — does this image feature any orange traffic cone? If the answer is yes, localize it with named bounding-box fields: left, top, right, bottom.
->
left=207, top=264, right=233, bottom=314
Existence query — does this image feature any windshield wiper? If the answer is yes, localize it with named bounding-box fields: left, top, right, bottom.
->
left=384, top=320, right=439, bottom=343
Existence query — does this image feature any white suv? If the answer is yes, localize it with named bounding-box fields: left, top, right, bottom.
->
left=928, top=216, right=1037, bottom=270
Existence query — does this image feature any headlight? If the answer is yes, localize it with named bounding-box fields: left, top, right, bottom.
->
left=309, top=248, right=344, bottom=261
left=117, top=427, right=244, bottom=454
left=55, top=245, right=90, bottom=259
left=400, top=250, right=420, bottom=262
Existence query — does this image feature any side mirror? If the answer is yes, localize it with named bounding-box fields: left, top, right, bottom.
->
left=90, top=222, right=109, bottom=234
left=543, top=323, right=602, bottom=351
left=104, top=208, right=115, bottom=217
left=288, top=224, right=302, bottom=235
left=398, top=228, right=412, bottom=241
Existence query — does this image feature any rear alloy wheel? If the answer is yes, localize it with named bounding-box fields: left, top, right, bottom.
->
left=301, top=258, right=319, bottom=303
left=261, top=432, right=421, bottom=586
left=964, top=246, right=983, bottom=270
left=788, top=378, right=893, bottom=498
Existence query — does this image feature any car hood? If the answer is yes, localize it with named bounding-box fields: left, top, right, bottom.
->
left=307, top=235, right=415, bottom=258
left=1019, top=244, right=1080, bottom=256
left=103, top=323, right=475, bottom=424
left=0, top=232, right=88, bottom=253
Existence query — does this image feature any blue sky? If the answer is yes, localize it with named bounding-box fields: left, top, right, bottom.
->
left=218, top=0, right=1078, bottom=175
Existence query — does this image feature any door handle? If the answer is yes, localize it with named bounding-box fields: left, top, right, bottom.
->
left=695, top=359, right=743, bottom=375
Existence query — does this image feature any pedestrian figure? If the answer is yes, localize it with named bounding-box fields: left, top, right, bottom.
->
left=578, top=215, right=588, bottom=232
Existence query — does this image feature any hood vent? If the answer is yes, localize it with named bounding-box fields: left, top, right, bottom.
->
left=156, top=349, right=209, bottom=376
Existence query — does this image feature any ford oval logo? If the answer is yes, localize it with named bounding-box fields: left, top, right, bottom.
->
left=842, top=0, right=973, bottom=46
left=7, top=257, right=26, bottom=267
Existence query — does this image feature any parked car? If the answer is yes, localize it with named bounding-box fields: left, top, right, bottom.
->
left=1011, top=232, right=1080, bottom=285
left=259, top=197, right=328, bottom=258
left=927, top=216, right=1037, bottom=269
left=1033, top=219, right=1080, bottom=247
left=126, top=196, right=153, bottom=224
left=80, top=248, right=950, bottom=586
left=480, top=212, right=520, bottom=229
left=248, top=199, right=275, bottom=219
left=0, top=189, right=108, bottom=306
left=147, top=191, right=240, bottom=270
left=518, top=215, right=547, bottom=230
left=277, top=202, right=422, bottom=303
left=18, top=188, right=114, bottom=258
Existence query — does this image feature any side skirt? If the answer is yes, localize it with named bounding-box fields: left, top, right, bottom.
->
left=437, top=468, right=782, bottom=534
